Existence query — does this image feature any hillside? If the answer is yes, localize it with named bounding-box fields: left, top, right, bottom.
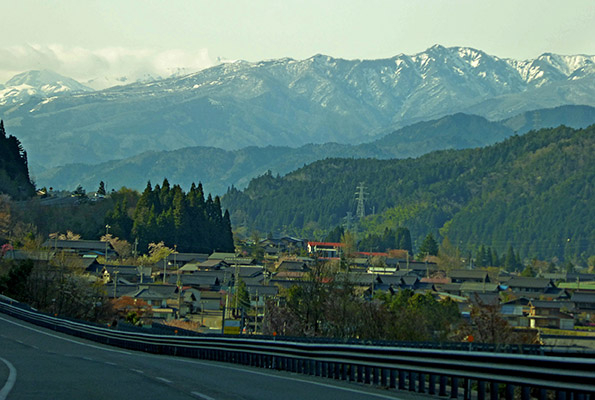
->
left=34, top=105, right=595, bottom=195
left=0, top=121, right=35, bottom=199
left=2, top=46, right=594, bottom=173
left=221, top=125, right=595, bottom=263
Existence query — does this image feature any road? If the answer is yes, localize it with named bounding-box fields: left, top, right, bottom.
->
left=0, top=314, right=435, bottom=400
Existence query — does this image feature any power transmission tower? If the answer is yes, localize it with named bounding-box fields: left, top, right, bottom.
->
left=355, top=182, right=367, bottom=220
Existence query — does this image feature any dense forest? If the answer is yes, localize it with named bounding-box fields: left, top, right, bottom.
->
left=0, top=120, right=35, bottom=199
left=222, top=125, right=594, bottom=263
left=120, top=180, right=234, bottom=253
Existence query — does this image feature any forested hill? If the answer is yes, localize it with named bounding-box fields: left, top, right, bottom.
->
left=0, top=120, right=35, bottom=199
left=222, top=125, right=594, bottom=263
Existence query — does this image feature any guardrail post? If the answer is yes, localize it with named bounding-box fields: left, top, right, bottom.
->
left=315, top=361, right=322, bottom=377
left=380, top=368, right=387, bottom=387
left=357, top=365, right=364, bottom=383
left=439, top=374, right=447, bottom=396
left=521, top=386, right=530, bottom=400
left=505, top=383, right=514, bottom=400
left=335, top=363, right=341, bottom=380
left=389, top=369, right=396, bottom=389
left=428, top=374, right=436, bottom=395
left=365, top=366, right=371, bottom=384
left=409, top=371, right=416, bottom=392
left=538, top=388, right=547, bottom=400
left=451, top=377, right=459, bottom=399
left=373, top=367, right=380, bottom=385
left=490, top=382, right=499, bottom=400
left=463, top=378, right=471, bottom=400
left=477, top=380, right=486, bottom=400
left=341, top=363, right=347, bottom=381
left=419, top=373, right=426, bottom=393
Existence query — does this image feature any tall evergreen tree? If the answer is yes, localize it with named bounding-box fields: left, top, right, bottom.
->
left=418, top=233, right=438, bottom=258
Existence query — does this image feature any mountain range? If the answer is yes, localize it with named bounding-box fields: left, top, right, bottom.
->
left=33, top=105, right=595, bottom=195
left=1, top=45, right=594, bottom=177
left=221, top=125, right=595, bottom=262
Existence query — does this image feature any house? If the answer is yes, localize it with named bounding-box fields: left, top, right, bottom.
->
left=459, top=281, right=500, bottom=296
left=500, top=297, right=531, bottom=327
left=448, top=270, right=491, bottom=284
left=101, top=265, right=152, bottom=284
left=528, top=300, right=574, bottom=330
left=42, top=239, right=118, bottom=259
left=503, top=277, right=567, bottom=299
left=274, top=259, right=309, bottom=280
left=571, top=291, right=595, bottom=321
left=179, top=259, right=230, bottom=272
left=307, top=242, right=344, bottom=259
left=122, top=284, right=179, bottom=321
left=277, top=260, right=309, bottom=272
left=167, top=274, right=222, bottom=291
left=165, top=252, right=209, bottom=268
left=386, top=258, right=438, bottom=277
left=260, top=237, right=306, bottom=254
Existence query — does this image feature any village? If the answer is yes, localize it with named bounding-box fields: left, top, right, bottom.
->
left=2, top=236, right=594, bottom=346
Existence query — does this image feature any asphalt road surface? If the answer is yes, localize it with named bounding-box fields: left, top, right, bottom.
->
left=0, top=314, right=436, bottom=400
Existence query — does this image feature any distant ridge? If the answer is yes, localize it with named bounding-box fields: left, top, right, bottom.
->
left=34, top=105, right=595, bottom=195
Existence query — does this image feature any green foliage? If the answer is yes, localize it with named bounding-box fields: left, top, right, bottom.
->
left=323, top=225, right=344, bottom=243
left=265, top=262, right=461, bottom=341
left=0, top=120, right=35, bottom=199
left=0, top=259, right=34, bottom=298
left=130, top=180, right=234, bottom=253
left=418, top=233, right=439, bottom=258
left=97, top=181, right=107, bottom=196
left=376, top=290, right=461, bottom=342
left=223, top=125, right=594, bottom=263
left=235, top=279, right=251, bottom=311
left=359, top=227, right=412, bottom=254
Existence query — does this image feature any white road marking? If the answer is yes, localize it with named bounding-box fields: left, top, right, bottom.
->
left=0, top=357, right=17, bottom=400
left=156, top=377, right=172, bottom=383
left=1, top=315, right=402, bottom=399
left=131, top=369, right=144, bottom=374
left=0, top=316, right=132, bottom=355
left=191, top=391, right=216, bottom=400
left=104, top=361, right=117, bottom=366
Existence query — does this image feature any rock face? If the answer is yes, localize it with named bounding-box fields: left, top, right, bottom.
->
left=1, top=46, right=594, bottom=172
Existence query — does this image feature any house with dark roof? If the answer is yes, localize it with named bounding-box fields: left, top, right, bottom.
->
left=165, top=252, right=209, bottom=268
left=571, top=291, right=595, bottom=319
left=179, top=259, right=230, bottom=272
left=42, top=239, right=118, bottom=258
left=528, top=300, right=574, bottom=330
left=167, top=274, right=221, bottom=291
left=101, top=265, right=152, bottom=284
left=500, top=297, right=531, bottom=327
left=448, top=269, right=491, bottom=284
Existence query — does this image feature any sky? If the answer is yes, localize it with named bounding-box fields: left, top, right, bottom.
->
left=1, top=0, right=594, bottom=87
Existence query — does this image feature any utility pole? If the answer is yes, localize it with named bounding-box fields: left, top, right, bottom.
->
left=163, top=257, right=167, bottom=284
left=104, top=224, right=110, bottom=264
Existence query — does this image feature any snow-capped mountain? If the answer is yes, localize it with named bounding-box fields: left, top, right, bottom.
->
left=1, top=45, right=594, bottom=173
left=0, top=70, right=93, bottom=105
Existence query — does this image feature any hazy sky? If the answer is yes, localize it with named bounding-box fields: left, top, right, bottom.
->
left=1, top=0, right=594, bottom=85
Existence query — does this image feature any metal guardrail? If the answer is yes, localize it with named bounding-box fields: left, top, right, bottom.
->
left=1, top=299, right=594, bottom=399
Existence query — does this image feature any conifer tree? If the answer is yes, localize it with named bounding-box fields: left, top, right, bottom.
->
left=418, top=233, right=438, bottom=259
